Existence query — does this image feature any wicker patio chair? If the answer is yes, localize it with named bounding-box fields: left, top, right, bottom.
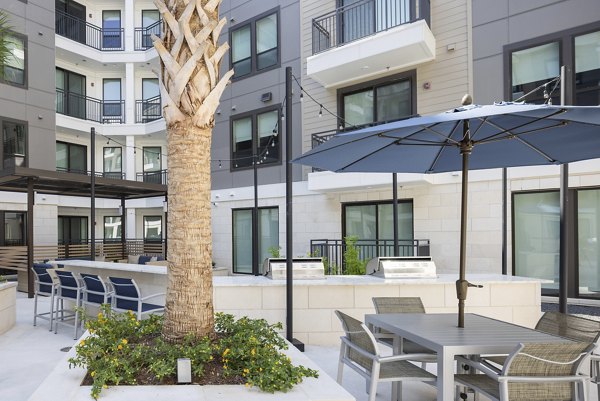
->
left=455, top=342, right=594, bottom=401
left=483, top=312, right=600, bottom=369
left=371, top=297, right=437, bottom=365
left=335, top=310, right=436, bottom=401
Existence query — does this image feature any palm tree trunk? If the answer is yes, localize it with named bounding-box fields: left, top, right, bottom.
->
left=162, top=122, right=214, bottom=341
left=153, top=0, right=233, bottom=342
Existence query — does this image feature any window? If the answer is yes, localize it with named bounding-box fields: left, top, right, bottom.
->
left=142, top=146, right=162, bottom=183
left=141, top=10, right=160, bottom=48
left=506, top=24, right=600, bottom=105
left=232, top=207, right=278, bottom=274
left=339, top=72, right=415, bottom=129
left=104, top=216, right=122, bottom=241
left=56, top=141, right=86, bottom=174
left=103, top=78, right=122, bottom=122
left=231, top=107, right=280, bottom=170
left=1, top=32, right=26, bottom=87
left=56, top=68, right=86, bottom=119
left=342, top=200, right=414, bottom=258
left=102, top=10, right=122, bottom=50
left=141, top=78, right=161, bottom=122
left=103, top=147, right=122, bottom=179
left=230, top=10, right=279, bottom=78
left=2, top=118, right=27, bottom=168
left=143, top=216, right=162, bottom=242
left=58, top=216, right=88, bottom=244
left=1, top=212, right=26, bottom=246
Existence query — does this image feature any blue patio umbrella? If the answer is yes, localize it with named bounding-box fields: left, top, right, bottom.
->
left=293, top=102, right=600, bottom=328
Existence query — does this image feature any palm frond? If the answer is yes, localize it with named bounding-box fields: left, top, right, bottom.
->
left=0, top=10, right=13, bottom=78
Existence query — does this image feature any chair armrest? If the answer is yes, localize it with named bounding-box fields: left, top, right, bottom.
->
left=341, top=337, right=378, bottom=361
left=140, top=292, right=166, bottom=302
left=498, top=375, right=589, bottom=384
left=456, top=355, right=502, bottom=378
left=379, top=353, right=436, bottom=363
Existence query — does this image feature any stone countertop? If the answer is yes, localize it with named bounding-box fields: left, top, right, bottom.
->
left=55, top=260, right=546, bottom=287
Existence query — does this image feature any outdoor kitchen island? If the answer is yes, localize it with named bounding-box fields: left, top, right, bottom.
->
left=59, top=260, right=544, bottom=346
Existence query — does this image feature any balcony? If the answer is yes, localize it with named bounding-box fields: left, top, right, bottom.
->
left=135, top=96, right=162, bottom=123
left=55, top=10, right=124, bottom=51
left=307, top=0, right=435, bottom=88
left=56, top=89, right=125, bottom=124
left=310, top=238, right=430, bottom=274
left=136, top=169, right=168, bottom=185
left=134, top=20, right=162, bottom=51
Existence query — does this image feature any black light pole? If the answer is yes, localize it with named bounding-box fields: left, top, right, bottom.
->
left=252, top=152, right=259, bottom=275
left=285, top=66, right=294, bottom=343
left=558, top=65, right=570, bottom=314
left=501, top=168, right=507, bottom=275
left=392, top=173, right=399, bottom=256
left=90, top=127, right=96, bottom=261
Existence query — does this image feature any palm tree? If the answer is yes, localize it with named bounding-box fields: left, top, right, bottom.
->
left=153, top=0, right=233, bottom=342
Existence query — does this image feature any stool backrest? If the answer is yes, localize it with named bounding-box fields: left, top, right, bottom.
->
left=81, top=273, right=109, bottom=304
left=32, top=263, right=54, bottom=294
left=55, top=270, right=80, bottom=299
left=108, top=277, right=140, bottom=311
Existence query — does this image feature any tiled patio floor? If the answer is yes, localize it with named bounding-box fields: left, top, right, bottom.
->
left=2, top=291, right=598, bottom=401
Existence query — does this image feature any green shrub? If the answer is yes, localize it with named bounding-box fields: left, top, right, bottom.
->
left=343, top=235, right=367, bottom=275
left=68, top=305, right=318, bottom=399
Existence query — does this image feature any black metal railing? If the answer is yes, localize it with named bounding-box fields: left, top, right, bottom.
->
left=312, top=0, right=430, bottom=54
left=135, top=96, right=162, bottom=123
left=56, top=88, right=125, bottom=124
left=55, top=10, right=124, bottom=51
left=136, top=169, right=168, bottom=185
left=134, top=20, right=162, bottom=51
left=56, top=167, right=125, bottom=179
left=310, top=238, right=430, bottom=274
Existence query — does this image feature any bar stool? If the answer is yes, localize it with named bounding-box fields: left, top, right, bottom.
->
left=79, top=273, right=114, bottom=316
left=108, top=277, right=165, bottom=319
left=54, top=270, right=84, bottom=339
left=31, top=263, right=57, bottom=331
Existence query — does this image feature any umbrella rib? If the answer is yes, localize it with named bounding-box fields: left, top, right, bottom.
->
left=476, top=108, right=567, bottom=142
left=477, top=121, right=564, bottom=163
left=380, top=123, right=461, bottom=145
left=427, top=120, right=462, bottom=173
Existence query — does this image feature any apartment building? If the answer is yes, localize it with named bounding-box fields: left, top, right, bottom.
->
left=0, top=0, right=167, bottom=288
left=471, top=0, right=600, bottom=301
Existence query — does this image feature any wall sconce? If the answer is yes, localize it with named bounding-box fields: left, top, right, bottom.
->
left=261, top=92, right=272, bottom=102
left=177, top=358, right=192, bottom=383
left=163, top=201, right=168, bottom=213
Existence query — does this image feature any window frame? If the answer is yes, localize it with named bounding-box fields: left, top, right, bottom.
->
left=103, top=215, right=122, bottom=241
left=103, top=146, right=122, bottom=178
left=231, top=206, right=279, bottom=275
left=337, top=70, right=417, bottom=130
left=56, top=140, right=87, bottom=174
left=341, top=199, right=415, bottom=241
left=1, top=116, right=28, bottom=168
left=0, top=30, right=28, bottom=88
left=504, top=21, right=600, bottom=105
left=143, top=215, right=163, bottom=242
left=0, top=211, right=27, bottom=246
left=229, top=7, right=280, bottom=80
left=230, top=105, right=281, bottom=171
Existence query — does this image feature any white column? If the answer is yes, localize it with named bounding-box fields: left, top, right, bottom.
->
left=124, top=0, right=135, bottom=52
left=125, top=135, right=136, bottom=180
left=125, top=62, right=135, bottom=124
left=126, top=208, right=136, bottom=239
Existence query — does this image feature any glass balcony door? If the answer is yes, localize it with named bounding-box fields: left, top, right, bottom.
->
left=102, top=10, right=122, bottom=49
left=103, top=78, right=122, bottom=122
left=142, top=78, right=160, bottom=122
left=55, top=0, right=86, bottom=44
left=56, top=68, right=86, bottom=119
left=232, top=207, right=279, bottom=274
left=142, top=10, right=160, bottom=48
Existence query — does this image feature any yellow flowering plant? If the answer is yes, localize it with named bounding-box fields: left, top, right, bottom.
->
left=69, top=306, right=317, bottom=399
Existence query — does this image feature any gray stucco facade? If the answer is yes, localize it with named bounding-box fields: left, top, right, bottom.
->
left=212, top=0, right=302, bottom=191
left=472, top=0, right=600, bottom=104
left=0, top=0, right=56, bottom=171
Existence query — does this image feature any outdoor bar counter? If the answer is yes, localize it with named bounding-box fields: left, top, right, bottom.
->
left=60, top=260, right=544, bottom=346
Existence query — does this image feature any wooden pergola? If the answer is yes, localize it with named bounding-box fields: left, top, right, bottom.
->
left=0, top=166, right=168, bottom=296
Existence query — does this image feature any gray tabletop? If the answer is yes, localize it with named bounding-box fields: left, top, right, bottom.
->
left=364, top=313, right=572, bottom=401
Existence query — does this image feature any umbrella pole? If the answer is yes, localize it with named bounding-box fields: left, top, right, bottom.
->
left=457, top=123, right=472, bottom=328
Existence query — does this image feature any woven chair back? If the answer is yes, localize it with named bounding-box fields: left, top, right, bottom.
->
left=372, top=297, right=425, bottom=314
left=505, top=342, right=592, bottom=401
left=335, top=310, right=376, bottom=371
left=536, top=311, right=600, bottom=343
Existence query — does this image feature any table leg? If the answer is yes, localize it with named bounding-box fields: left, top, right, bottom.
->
left=437, top=349, right=454, bottom=401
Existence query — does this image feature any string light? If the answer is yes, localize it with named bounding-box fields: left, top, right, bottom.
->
left=299, top=91, right=303, bottom=101
left=318, top=104, right=323, bottom=118
left=218, top=160, right=222, bottom=168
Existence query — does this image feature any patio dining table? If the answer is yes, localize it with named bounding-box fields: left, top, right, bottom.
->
left=364, top=313, right=574, bottom=401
